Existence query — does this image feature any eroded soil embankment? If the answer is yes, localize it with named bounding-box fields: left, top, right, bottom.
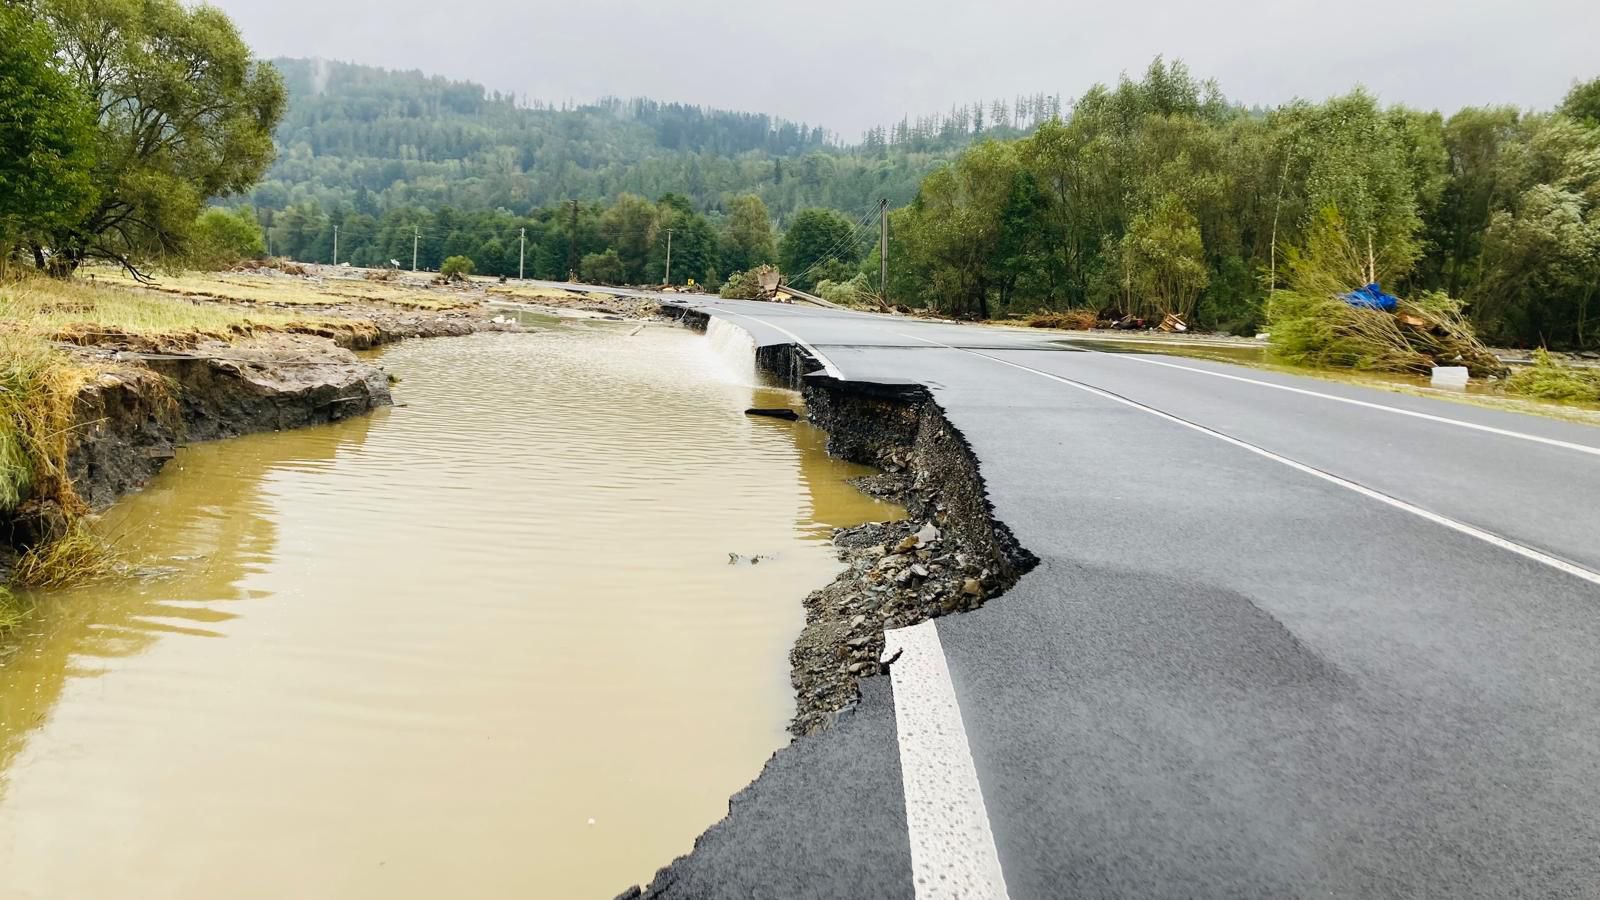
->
left=1, top=313, right=523, bottom=561
left=789, top=374, right=1037, bottom=734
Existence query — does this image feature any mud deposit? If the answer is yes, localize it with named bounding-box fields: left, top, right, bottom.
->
left=0, top=321, right=897, bottom=898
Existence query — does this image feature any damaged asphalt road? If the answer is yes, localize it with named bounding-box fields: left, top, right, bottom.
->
left=616, top=292, right=1600, bottom=899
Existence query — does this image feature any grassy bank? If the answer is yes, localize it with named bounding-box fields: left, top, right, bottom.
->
left=0, top=271, right=413, bottom=604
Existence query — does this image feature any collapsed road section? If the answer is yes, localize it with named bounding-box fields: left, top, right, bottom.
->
left=634, top=293, right=1600, bottom=899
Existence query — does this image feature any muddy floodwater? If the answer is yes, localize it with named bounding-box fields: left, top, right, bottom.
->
left=0, top=320, right=898, bottom=898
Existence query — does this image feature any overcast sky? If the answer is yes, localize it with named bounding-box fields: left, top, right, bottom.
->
left=210, top=0, right=1597, bottom=138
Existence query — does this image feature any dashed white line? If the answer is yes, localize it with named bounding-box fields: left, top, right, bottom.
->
left=882, top=620, right=1011, bottom=900
left=900, top=333, right=1600, bottom=589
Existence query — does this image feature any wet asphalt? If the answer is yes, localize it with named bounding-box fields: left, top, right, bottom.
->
left=614, top=294, right=1600, bottom=899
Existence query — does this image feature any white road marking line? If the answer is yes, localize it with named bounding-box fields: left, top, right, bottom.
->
left=882, top=620, right=1011, bottom=900
left=900, top=333, right=1600, bottom=589
left=1067, top=343, right=1600, bottom=458
left=714, top=309, right=845, bottom=379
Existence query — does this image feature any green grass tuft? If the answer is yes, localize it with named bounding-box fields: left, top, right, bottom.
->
left=9, top=521, right=120, bottom=589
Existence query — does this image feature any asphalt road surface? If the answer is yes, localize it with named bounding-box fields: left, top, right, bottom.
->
left=599, top=291, right=1600, bottom=899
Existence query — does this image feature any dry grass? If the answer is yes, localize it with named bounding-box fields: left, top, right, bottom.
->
left=0, top=275, right=391, bottom=352
left=485, top=283, right=613, bottom=304
left=0, top=331, right=97, bottom=513
left=89, top=266, right=471, bottom=310
left=1026, top=309, right=1100, bottom=330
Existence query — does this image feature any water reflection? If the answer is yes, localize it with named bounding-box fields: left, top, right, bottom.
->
left=0, top=414, right=377, bottom=787
left=0, top=322, right=897, bottom=899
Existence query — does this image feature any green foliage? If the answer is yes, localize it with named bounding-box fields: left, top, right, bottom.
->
left=439, top=255, right=475, bottom=278
left=655, top=201, right=718, bottom=286
left=780, top=208, right=864, bottom=291
left=1560, top=77, right=1600, bottom=127
left=1504, top=349, right=1600, bottom=402
left=1119, top=197, right=1209, bottom=319
left=720, top=269, right=762, bottom=299
left=600, top=193, right=660, bottom=283
left=579, top=249, right=626, bottom=285
left=34, top=0, right=287, bottom=274
left=189, top=207, right=266, bottom=269
left=0, top=4, right=96, bottom=261
left=721, top=194, right=776, bottom=274
left=814, top=274, right=877, bottom=309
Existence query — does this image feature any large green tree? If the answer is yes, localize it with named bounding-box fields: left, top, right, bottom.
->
left=36, top=0, right=286, bottom=276
left=779, top=208, right=862, bottom=290
left=720, top=194, right=775, bottom=274
left=0, top=4, right=96, bottom=271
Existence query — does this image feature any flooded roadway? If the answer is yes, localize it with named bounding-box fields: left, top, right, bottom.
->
left=0, top=319, right=898, bottom=898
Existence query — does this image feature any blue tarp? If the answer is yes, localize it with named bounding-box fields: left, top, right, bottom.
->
left=1343, top=283, right=1399, bottom=312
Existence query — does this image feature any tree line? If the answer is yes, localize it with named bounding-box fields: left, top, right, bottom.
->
left=259, top=190, right=873, bottom=292
left=882, top=59, right=1600, bottom=348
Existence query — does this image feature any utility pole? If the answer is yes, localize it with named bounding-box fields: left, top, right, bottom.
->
left=663, top=228, right=674, bottom=286
left=412, top=226, right=419, bottom=272
left=332, top=225, right=339, bottom=267
left=879, top=198, right=889, bottom=305
left=566, top=201, right=578, bottom=281
left=518, top=227, right=526, bottom=280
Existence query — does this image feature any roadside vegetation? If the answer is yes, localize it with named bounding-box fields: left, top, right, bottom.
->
left=880, top=60, right=1600, bottom=356
left=1504, top=350, right=1600, bottom=403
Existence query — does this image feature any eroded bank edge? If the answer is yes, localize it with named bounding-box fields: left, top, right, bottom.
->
left=0, top=311, right=526, bottom=584
left=620, top=308, right=1037, bottom=898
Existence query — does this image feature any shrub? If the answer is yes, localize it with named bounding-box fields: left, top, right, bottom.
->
left=440, top=255, right=475, bottom=280
left=814, top=274, right=879, bottom=309
left=579, top=249, right=626, bottom=285
left=188, top=207, right=266, bottom=269
left=1504, top=349, right=1600, bottom=403
left=720, top=269, right=761, bottom=299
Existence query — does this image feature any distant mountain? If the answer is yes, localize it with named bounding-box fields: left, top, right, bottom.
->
left=248, top=58, right=1042, bottom=221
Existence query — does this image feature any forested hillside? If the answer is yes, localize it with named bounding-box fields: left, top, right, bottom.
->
left=249, top=58, right=1048, bottom=223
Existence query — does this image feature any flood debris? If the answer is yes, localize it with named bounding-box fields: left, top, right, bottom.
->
left=743, top=407, right=799, bottom=421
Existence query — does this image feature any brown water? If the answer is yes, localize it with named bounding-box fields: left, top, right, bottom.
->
left=0, top=321, right=898, bottom=898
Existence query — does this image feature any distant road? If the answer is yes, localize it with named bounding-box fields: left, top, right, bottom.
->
left=590, top=287, right=1600, bottom=898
